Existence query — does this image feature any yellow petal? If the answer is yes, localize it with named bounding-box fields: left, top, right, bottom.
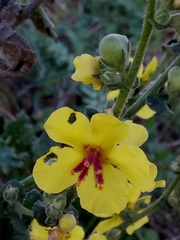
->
left=122, top=120, right=148, bottom=146
left=70, top=226, right=85, bottom=240
left=107, top=90, right=120, bottom=100
left=71, top=54, right=102, bottom=89
left=77, top=164, right=129, bottom=215
left=148, top=162, right=166, bottom=190
left=94, top=214, right=122, bottom=234
left=33, top=146, right=82, bottom=193
left=108, top=145, right=155, bottom=192
left=139, top=195, right=151, bottom=204
left=136, top=104, right=156, bottom=119
left=92, top=77, right=104, bottom=90
left=126, top=216, right=149, bottom=235
left=44, top=107, right=92, bottom=150
left=141, top=56, right=158, bottom=82
left=90, top=113, right=128, bottom=150
left=128, top=184, right=141, bottom=203
left=30, top=219, right=48, bottom=240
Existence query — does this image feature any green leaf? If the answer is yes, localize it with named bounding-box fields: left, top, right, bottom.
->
left=3, top=111, right=34, bottom=154
left=10, top=214, right=30, bottom=240
left=0, top=147, right=22, bottom=174
left=38, top=132, right=57, bottom=156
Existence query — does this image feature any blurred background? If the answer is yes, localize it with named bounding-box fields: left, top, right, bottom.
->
left=0, top=0, right=180, bottom=239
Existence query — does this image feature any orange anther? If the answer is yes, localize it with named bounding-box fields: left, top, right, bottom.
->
left=84, top=161, right=90, bottom=167
left=97, top=184, right=103, bottom=190
left=95, top=169, right=103, bottom=175
left=76, top=180, right=81, bottom=187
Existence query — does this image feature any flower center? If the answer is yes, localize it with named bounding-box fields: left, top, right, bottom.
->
left=71, top=146, right=104, bottom=190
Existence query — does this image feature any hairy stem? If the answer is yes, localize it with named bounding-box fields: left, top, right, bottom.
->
left=20, top=175, right=35, bottom=189
left=113, top=0, right=156, bottom=118
left=117, top=174, right=180, bottom=231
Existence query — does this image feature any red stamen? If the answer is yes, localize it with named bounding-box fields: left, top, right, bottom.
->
left=71, top=146, right=104, bottom=190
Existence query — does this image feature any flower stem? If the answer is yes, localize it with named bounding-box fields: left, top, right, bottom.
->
left=124, top=54, right=180, bottom=119
left=14, top=201, right=33, bottom=217
left=113, top=0, right=156, bottom=118
left=20, top=175, right=35, bottom=189
left=117, top=174, right=180, bottom=231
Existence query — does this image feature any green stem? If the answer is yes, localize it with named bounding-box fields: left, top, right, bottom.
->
left=113, top=0, right=156, bottom=118
left=20, top=175, right=35, bottom=189
left=14, top=201, right=33, bottom=217
left=124, top=54, right=180, bottom=119
left=117, top=174, right=180, bottom=231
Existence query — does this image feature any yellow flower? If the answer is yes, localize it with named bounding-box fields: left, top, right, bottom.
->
left=33, top=107, right=159, bottom=215
left=71, top=54, right=103, bottom=90
left=30, top=219, right=85, bottom=240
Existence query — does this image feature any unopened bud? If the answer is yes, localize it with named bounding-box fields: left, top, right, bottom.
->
left=154, top=9, right=170, bottom=26
left=3, top=185, right=19, bottom=204
left=99, top=34, right=131, bottom=73
left=51, top=194, right=67, bottom=210
left=168, top=66, right=180, bottom=94
left=46, top=204, right=63, bottom=219
left=170, top=156, right=180, bottom=173
left=59, top=214, right=76, bottom=232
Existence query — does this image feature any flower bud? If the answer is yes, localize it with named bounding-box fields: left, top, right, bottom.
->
left=168, top=66, right=180, bottom=93
left=170, top=156, right=180, bottom=173
left=99, top=34, right=131, bottom=73
left=58, top=214, right=76, bottom=232
left=169, top=13, right=180, bottom=36
left=154, top=9, right=170, bottom=26
left=168, top=182, right=180, bottom=210
left=33, top=200, right=49, bottom=227
left=46, top=204, right=63, bottom=219
left=50, top=194, right=67, bottom=210
left=3, top=185, right=19, bottom=204
left=23, top=189, right=43, bottom=210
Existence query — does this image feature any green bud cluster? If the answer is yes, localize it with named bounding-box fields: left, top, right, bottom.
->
left=155, top=0, right=180, bottom=35
left=98, top=33, right=131, bottom=90
left=33, top=186, right=78, bottom=228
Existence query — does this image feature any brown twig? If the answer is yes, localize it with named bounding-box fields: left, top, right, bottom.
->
left=13, top=0, right=45, bottom=28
